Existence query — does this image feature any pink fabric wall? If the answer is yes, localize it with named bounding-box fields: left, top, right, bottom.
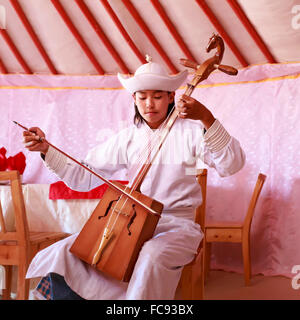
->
left=1, top=62, right=300, bottom=278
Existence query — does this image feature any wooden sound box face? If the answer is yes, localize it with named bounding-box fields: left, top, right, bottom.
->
left=70, top=182, right=163, bottom=282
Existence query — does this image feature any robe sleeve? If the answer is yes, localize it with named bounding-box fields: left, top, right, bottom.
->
left=198, top=119, right=246, bottom=177
left=43, top=129, right=130, bottom=191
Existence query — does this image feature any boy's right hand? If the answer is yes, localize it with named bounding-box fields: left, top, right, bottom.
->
left=23, top=127, right=49, bottom=155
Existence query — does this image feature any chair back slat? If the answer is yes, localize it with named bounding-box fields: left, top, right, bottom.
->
left=0, top=171, right=30, bottom=245
left=194, top=169, right=207, bottom=230
left=0, top=201, right=6, bottom=233
left=243, top=173, right=267, bottom=230
left=0, top=170, right=69, bottom=300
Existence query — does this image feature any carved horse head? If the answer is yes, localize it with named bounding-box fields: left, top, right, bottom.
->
left=206, top=33, right=224, bottom=63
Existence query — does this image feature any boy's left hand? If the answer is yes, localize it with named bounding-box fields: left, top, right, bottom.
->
left=176, top=94, right=216, bottom=129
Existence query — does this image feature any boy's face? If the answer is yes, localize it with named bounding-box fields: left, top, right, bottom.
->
left=133, top=90, right=175, bottom=129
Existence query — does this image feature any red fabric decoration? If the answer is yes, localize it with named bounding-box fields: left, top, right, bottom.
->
left=6, top=152, right=26, bottom=174
left=0, top=147, right=7, bottom=171
left=49, top=180, right=129, bottom=200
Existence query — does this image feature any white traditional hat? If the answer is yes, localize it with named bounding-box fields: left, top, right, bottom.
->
left=117, top=55, right=188, bottom=94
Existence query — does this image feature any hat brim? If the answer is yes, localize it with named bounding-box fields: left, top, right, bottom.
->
left=118, top=70, right=188, bottom=94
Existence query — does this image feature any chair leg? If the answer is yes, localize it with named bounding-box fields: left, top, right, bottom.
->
left=180, top=249, right=204, bottom=300
left=192, top=248, right=204, bottom=300
left=204, top=241, right=211, bottom=282
left=2, top=265, right=12, bottom=300
left=242, top=237, right=251, bottom=286
left=17, top=264, right=30, bottom=300
left=180, top=265, right=193, bottom=299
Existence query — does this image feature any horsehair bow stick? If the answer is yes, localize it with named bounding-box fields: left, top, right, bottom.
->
left=12, top=121, right=160, bottom=216
left=131, top=34, right=238, bottom=191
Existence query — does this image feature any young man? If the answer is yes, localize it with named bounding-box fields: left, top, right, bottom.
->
left=24, top=59, right=245, bottom=300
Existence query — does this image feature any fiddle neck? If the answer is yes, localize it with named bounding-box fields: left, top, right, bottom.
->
left=130, top=107, right=179, bottom=192
left=131, top=82, right=196, bottom=192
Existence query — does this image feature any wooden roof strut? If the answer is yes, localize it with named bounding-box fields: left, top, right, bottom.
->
left=9, top=0, right=58, bottom=74
left=226, top=0, right=276, bottom=63
left=75, top=0, right=129, bottom=74
left=150, top=0, right=196, bottom=62
left=51, top=0, right=105, bottom=74
left=195, top=0, right=248, bottom=67
left=121, top=0, right=178, bottom=74
left=0, top=29, right=32, bottom=73
left=99, top=0, right=146, bottom=66
left=0, top=55, right=8, bottom=73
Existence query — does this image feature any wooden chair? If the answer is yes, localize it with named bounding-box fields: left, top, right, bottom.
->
left=203, top=173, right=266, bottom=286
left=177, top=168, right=207, bottom=300
left=0, top=170, right=70, bottom=300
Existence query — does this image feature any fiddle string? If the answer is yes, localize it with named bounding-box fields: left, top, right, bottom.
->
left=130, top=82, right=198, bottom=194
left=103, top=85, right=193, bottom=234
left=129, top=93, right=187, bottom=193
left=108, top=80, right=197, bottom=232
left=107, top=122, right=172, bottom=232
left=106, top=101, right=179, bottom=232
left=130, top=97, right=181, bottom=192
left=101, top=128, right=162, bottom=232
left=104, top=111, right=171, bottom=230
left=111, top=89, right=191, bottom=221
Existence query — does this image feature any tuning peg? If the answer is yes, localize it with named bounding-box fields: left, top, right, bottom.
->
left=214, top=64, right=238, bottom=76
left=180, top=58, right=199, bottom=70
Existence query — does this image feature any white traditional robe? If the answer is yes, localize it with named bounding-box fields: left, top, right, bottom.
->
left=26, top=118, right=245, bottom=300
